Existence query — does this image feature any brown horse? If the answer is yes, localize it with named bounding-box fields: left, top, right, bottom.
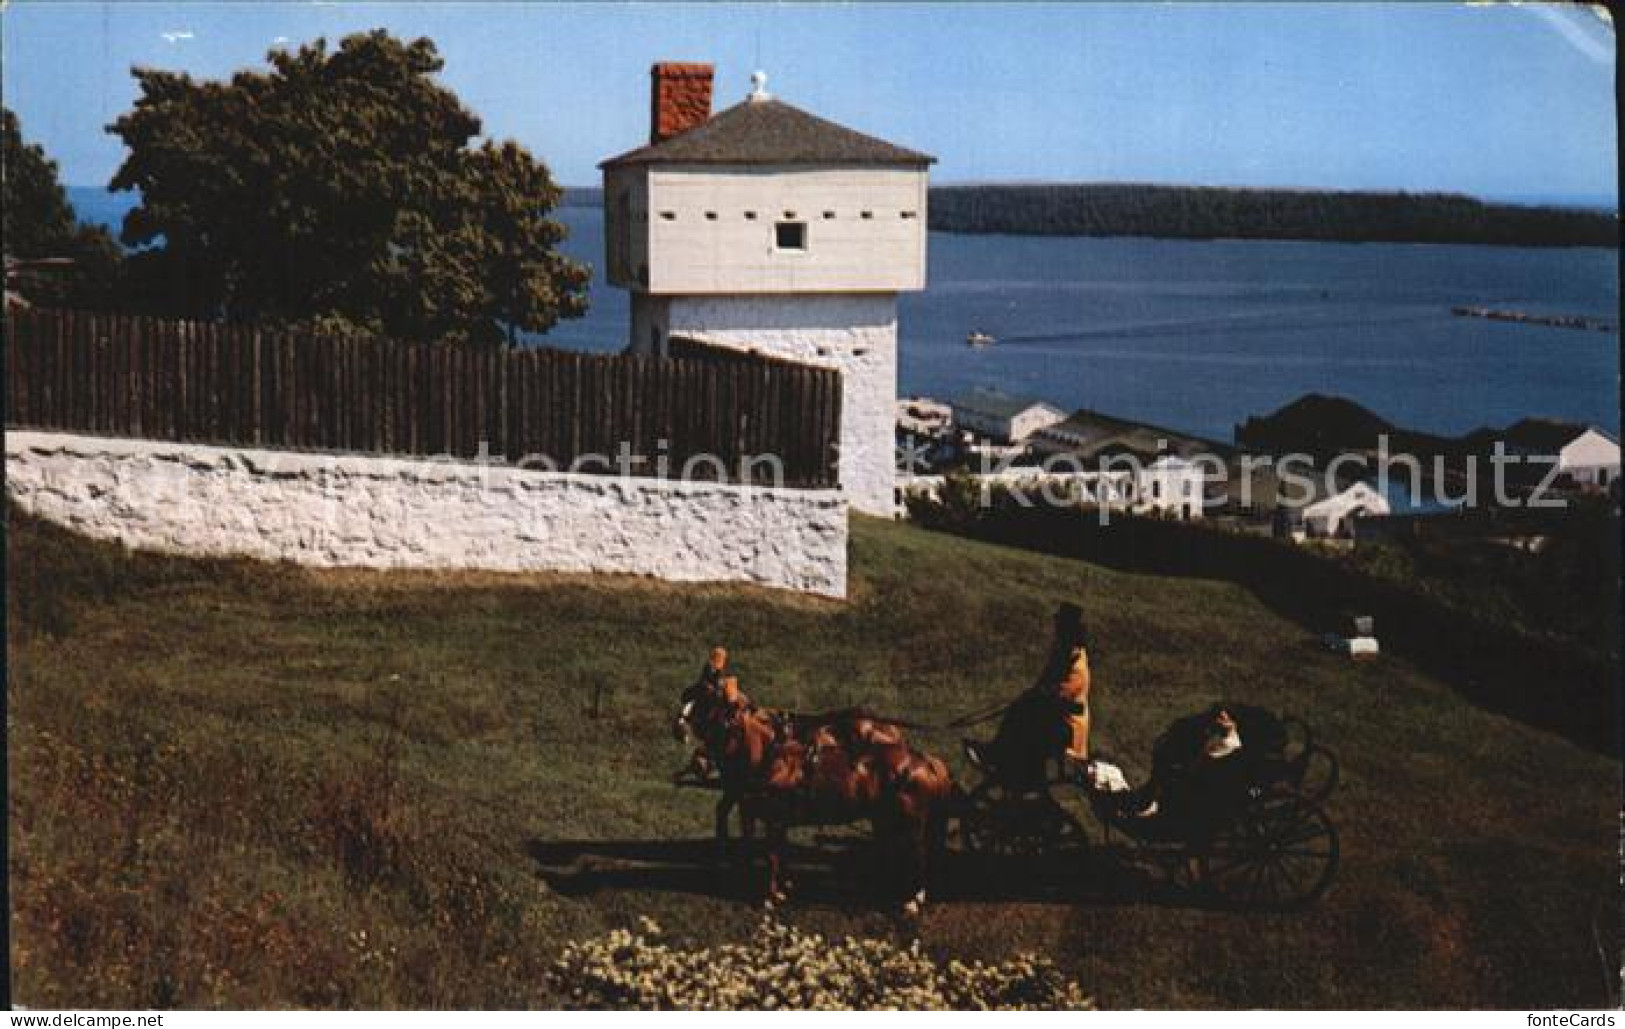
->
left=677, top=679, right=954, bottom=911
left=673, top=674, right=906, bottom=844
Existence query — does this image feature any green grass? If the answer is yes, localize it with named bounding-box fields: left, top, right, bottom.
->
left=6, top=509, right=1619, bottom=1008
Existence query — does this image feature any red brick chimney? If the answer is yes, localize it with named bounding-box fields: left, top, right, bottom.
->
left=650, top=62, right=714, bottom=143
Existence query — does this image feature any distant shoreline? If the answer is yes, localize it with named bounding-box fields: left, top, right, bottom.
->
left=559, top=181, right=1612, bottom=247
left=72, top=183, right=1619, bottom=250
left=557, top=183, right=1618, bottom=249
left=927, top=183, right=1618, bottom=249
left=553, top=182, right=1619, bottom=213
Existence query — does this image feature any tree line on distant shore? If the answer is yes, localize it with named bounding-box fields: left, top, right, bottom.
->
left=927, top=183, right=1617, bottom=247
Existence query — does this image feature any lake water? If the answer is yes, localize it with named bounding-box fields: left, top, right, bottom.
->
left=72, top=190, right=1619, bottom=443
left=548, top=209, right=1618, bottom=442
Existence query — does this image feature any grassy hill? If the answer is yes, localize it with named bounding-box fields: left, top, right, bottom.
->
left=7, top=509, right=1618, bottom=1008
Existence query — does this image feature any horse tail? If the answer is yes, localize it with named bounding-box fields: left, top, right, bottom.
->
left=904, top=752, right=955, bottom=900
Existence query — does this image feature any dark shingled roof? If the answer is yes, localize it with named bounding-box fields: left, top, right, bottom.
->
left=950, top=388, right=1062, bottom=421
left=600, top=96, right=934, bottom=169
left=1030, top=408, right=1236, bottom=462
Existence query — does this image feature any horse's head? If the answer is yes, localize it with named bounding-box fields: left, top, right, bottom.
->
left=702, top=699, right=780, bottom=780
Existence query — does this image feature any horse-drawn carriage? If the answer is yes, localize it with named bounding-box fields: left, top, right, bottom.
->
left=957, top=704, right=1341, bottom=911
left=676, top=652, right=1342, bottom=913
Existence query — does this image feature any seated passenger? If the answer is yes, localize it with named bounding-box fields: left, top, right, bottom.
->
left=1117, top=706, right=1256, bottom=837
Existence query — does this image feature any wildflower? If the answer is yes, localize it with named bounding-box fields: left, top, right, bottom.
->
left=548, top=917, right=1094, bottom=1010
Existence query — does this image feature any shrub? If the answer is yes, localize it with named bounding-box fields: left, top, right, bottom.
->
left=312, top=725, right=410, bottom=891
left=549, top=918, right=1095, bottom=1010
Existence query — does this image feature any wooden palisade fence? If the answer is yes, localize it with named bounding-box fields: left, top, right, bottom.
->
left=4, top=308, right=843, bottom=488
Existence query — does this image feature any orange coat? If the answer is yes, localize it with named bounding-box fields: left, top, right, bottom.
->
left=1053, top=645, right=1092, bottom=760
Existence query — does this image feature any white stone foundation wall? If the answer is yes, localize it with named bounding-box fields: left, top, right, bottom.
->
left=5, top=431, right=849, bottom=598
left=646, top=293, right=899, bottom=518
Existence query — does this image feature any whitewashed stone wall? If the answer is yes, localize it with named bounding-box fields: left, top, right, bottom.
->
left=5, top=431, right=848, bottom=598
left=641, top=293, right=898, bottom=518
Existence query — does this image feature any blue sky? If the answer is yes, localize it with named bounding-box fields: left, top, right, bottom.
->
left=2, top=2, right=1616, bottom=202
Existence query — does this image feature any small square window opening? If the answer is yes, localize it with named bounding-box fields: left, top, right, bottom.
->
left=775, top=221, right=807, bottom=251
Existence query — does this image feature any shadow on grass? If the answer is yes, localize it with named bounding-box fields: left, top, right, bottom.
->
left=526, top=834, right=1195, bottom=911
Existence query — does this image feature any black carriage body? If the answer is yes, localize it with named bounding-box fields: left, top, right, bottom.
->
left=959, top=706, right=1341, bottom=911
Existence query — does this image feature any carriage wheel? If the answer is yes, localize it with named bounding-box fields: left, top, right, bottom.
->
left=1281, top=716, right=1314, bottom=758
left=960, top=779, right=1086, bottom=858
left=1197, top=791, right=1339, bottom=911
left=1296, top=744, right=1340, bottom=805
left=1282, top=718, right=1340, bottom=804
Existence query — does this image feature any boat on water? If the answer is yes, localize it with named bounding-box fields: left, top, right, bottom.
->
left=966, top=330, right=996, bottom=348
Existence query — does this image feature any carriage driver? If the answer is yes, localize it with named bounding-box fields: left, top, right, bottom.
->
left=1041, top=602, right=1093, bottom=764
left=981, top=602, right=1095, bottom=788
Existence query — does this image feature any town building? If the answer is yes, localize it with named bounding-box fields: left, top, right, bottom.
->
left=949, top=388, right=1067, bottom=444
left=1027, top=407, right=1225, bottom=463
left=1502, top=420, right=1620, bottom=489
left=896, top=396, right=952, bottom=438
left=1138, top=456, right=1207, bottom=520
left=897, top=455, right=1208, bottom=521
left=1298, top=481, right=1392, bottom=539
left=601, top=63, right=933, bottom=516
left=1026, top=407, right=1274, bottom=514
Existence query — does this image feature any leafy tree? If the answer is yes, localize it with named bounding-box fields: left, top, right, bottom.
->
left=2, top=106, right=122, bottom=307
left=107, top=31, right=589, bottom=345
